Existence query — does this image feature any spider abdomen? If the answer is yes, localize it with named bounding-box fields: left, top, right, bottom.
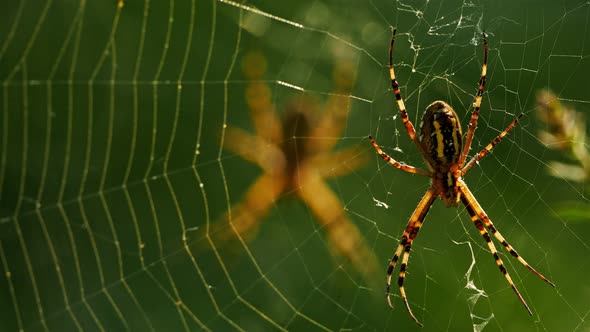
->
left=419, top=101, right=463, bottom=169
left=419, top=101, right=463, bottom=206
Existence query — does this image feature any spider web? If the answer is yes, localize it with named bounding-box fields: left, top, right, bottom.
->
left=1, top=0, right=589, bottom=331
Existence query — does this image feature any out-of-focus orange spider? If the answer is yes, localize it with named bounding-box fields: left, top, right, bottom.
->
left=213, top=49, right=378, bottom=280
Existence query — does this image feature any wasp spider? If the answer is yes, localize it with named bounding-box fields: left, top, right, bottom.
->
left=369, top=29, right=555, bottom=326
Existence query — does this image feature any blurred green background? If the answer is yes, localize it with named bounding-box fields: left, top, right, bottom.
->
left=1, top=0, right=590, bottom=331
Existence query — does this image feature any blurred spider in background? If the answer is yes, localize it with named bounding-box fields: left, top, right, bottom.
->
left=212, top=49, right=378, bottom=281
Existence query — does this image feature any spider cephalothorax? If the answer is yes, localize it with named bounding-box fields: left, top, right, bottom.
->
left=369, top=29, right=554, bottom=327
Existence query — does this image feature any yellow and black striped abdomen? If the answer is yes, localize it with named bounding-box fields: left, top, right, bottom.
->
left=419, top=101, right=463, bottom=170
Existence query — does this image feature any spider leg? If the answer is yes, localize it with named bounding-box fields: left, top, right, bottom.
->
left=459, top=182, right=555, bottom=315
left=298, top=169, right=380, bottom=284
left=459, top=32, right=488, bottom=167
left=310, top=58, right=357, bottom=153
left=242, top=51, right=283, bottom=143
left=369, top=136, right=430, bottom=176
left=386, top=189, right=437, bottom=327
left=459, top=180, right=555, bottom=288
left=465, top=210, right=532, bottom=315
left=461, top=113, right=523, bottom=175
left=212, top=173, right=286, bottom=244
left=388, top=29, right=433, bottom=168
